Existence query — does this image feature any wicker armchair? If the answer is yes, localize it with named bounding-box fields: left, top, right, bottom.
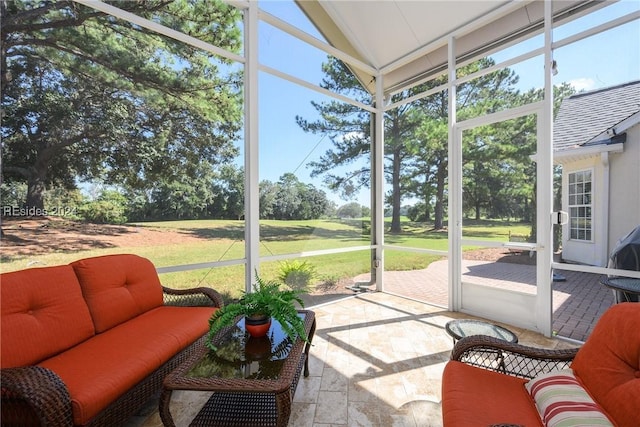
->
left=450, top=335, right=579, bottom=379
left=443, top=303, right=640, bottom=426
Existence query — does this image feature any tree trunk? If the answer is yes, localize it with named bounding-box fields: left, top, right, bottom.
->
left=423, top=204, right=430, bottom=222
left=22, top=144, right=56, bottom=210
left=434, top=165, right=446, bottom=230
left=422, top=181, right=431, bottom=222
left=25, top=174, right=46, bottom=210
left=529, top=182, right=537, bottom=243
left=390, top=150, right=402, bottom=233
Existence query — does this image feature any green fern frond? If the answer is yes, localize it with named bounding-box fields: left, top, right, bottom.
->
left=206, top=270, right=310, bottom=351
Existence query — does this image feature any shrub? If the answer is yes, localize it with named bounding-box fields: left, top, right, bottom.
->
left=407, top=203, right=427, bottom=222
left=278, top=260, right=318, bottom=291
left=44, top=187, right=85, bottom=219
left=0, top=182, right=27, bottom=208
left=336, top=202, right=370, bottom=219
left=78, top=190, right=128, bottom=224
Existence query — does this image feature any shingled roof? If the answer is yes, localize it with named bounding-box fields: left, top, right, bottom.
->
left=554, top=80, right=640, bottom=153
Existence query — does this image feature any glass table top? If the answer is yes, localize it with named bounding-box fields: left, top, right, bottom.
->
left=601, top=277, right=640, bottom=294
left=445, top=319, right=518, bottom=343
left=187, top=316, right=298, bottom=381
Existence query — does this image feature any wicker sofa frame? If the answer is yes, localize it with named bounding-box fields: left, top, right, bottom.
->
left=1, top=286, right=224, bottom=427
left=450, top=334, right=579, bottom=379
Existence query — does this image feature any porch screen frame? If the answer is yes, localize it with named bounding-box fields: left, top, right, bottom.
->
left=451, top=101, right=552, bottom=334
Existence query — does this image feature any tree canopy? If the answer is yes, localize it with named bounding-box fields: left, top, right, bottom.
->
left=297, top=57, right=533, bottom=232
left=1, top=0, right=243, bottom=209
left=1, top=1, right=579, bottom=228
left=259, top=173, right=333, bottom=221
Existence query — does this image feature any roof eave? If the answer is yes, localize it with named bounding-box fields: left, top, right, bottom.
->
left=553, top=141, right=625, bottom=165
left=587, top=111, right=640, bottom=143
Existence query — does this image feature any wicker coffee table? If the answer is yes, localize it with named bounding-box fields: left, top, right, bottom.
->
left=160, top=310, right=316, bottom=427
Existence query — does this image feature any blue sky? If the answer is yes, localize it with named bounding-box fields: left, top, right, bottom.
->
left=78, top=1, right=639, bottom=205
left=254, top=1, right=639, bottom=207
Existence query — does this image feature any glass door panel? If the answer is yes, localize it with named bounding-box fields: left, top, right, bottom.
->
left=456, top=109, right=543, bottom=331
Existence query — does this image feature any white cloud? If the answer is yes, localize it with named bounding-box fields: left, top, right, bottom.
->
left=568, top=78, right=596, bottom=92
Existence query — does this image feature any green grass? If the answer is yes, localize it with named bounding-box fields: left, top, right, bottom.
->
left=2, top=217, right=531, bottom=300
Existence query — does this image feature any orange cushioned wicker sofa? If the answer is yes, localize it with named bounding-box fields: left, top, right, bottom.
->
left=442, top=302, right=640, bottom=427
left=1, top=254, right=223, bottom=427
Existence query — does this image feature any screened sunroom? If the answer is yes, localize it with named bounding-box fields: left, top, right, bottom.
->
left=2, top=1, right=640, bottom=426
left=3, top=0, right=639, bottom=340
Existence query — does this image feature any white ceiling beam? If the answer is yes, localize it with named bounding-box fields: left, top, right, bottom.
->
left=381, top=1, right=523, bottom=75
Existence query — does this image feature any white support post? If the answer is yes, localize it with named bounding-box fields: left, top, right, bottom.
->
left=600, top=152, right=611, bottom=267
left=537, top=0, right=555, bottom=336
left=244, top=3, right=259, bottom=292
left=374, top=73, right=385, bottom=291
left=447, top=36, right=461, bottom=310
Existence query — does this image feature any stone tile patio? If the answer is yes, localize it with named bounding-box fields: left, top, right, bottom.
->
left=127, top=292, right=578, bottom=427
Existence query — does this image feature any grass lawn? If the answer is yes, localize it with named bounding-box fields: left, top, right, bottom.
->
left=1, top=217, right=531, bottom=300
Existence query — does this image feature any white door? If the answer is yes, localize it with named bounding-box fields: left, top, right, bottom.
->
left=450, top=102, right=553, bottom=335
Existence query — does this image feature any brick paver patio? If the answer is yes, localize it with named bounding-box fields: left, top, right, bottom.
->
left=373, top=260, right=615, bottom=342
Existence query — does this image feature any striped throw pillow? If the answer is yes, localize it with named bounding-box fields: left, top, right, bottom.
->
left=525, top=369, right=613, bottom=427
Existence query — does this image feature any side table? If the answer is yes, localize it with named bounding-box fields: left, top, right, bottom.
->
left=445, top=319, right=518, bottom=344
left=445, top=319, right=518, bottom=373
left=600, top=277, right=640, bottom=303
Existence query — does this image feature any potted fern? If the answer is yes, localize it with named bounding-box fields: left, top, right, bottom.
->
left=206, top=273, right=309, bottom=351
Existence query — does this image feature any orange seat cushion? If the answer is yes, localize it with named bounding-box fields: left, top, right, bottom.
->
left=1, top=265, right=95, bottom=368
left=71, top=254, right=163, bottom=332
left=38, top=305, right=216, bottom=425
left=442, top=360, right=543, bottom=427
left=571, top=302, right=640, bottom=427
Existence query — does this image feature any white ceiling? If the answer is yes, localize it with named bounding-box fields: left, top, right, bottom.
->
left=296, top=0, right=607, bottom=95
left=319, top=1, right=510, bottom=70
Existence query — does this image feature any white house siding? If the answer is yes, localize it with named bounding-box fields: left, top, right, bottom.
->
left=560, top=124, right=640, bottom=267
left=561, top=158, right=605, bottom=266
left=608, top=124, right=640, bottom=259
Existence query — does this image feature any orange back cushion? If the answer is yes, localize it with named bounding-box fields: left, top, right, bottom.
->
left=1, top=266, right=95, bottom=368
left=71, top=254, right=163, bottom=333
left=571, top=302, right=640, bottom=426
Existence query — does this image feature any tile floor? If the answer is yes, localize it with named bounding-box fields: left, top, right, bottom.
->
left=127, top=292, right=578, bottom=427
